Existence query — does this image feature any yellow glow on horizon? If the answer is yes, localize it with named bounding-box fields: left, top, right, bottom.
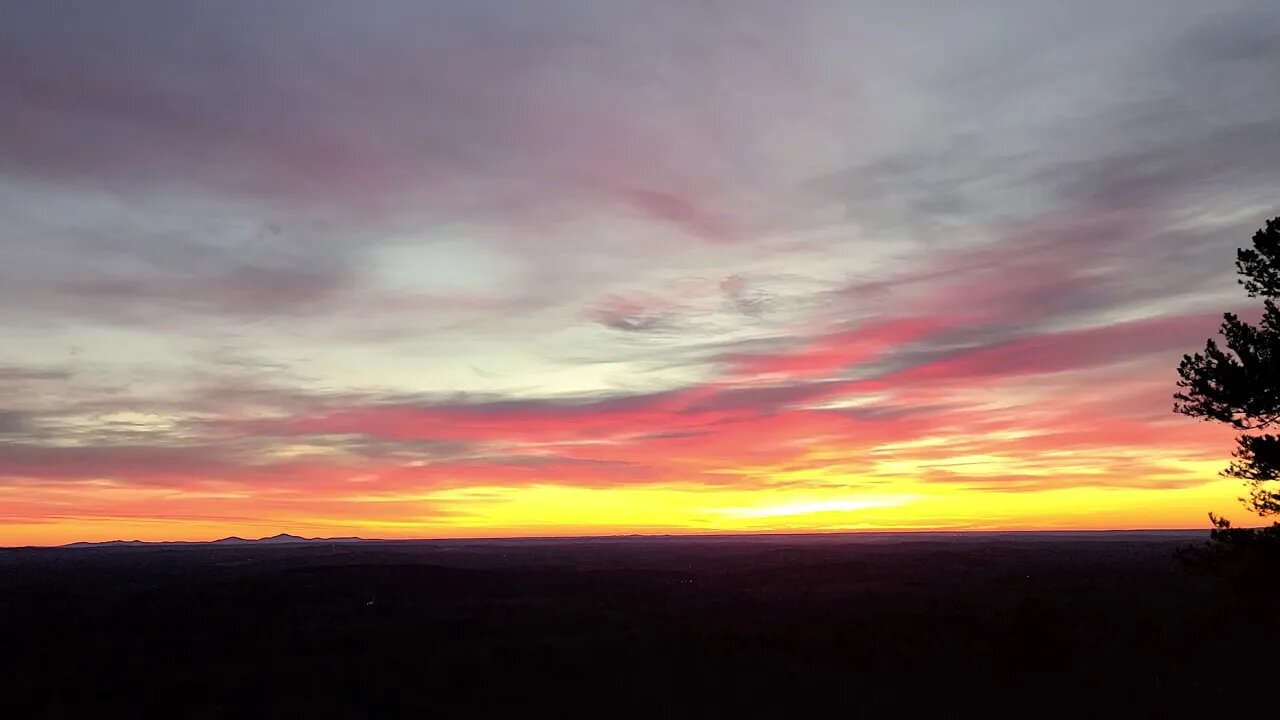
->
left=710, top=495, right=918, bottom=518
left=3, top=468, right=1257, bottom=547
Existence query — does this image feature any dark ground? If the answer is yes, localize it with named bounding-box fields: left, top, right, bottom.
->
left=2, top=531, right=1276, bottom=718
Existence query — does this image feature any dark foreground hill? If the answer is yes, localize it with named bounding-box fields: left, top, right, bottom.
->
left=2, top=532, right=1276, bottom=717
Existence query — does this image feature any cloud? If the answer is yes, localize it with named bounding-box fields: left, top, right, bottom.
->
left=720, top=317, right=949, bottom=380
left=621, top=188, right=737, bottom=243
left=720, top=275, right=773, bottom=317
left=0, top=366, right=74, bottom=382
left=0, top=442, right=252, bottom=485
left=64, top=266, right=345, bottom=319
left=593, top=293, right=676, bottom=333
left=866, top=311, right=1234, bottom=388
left=3, top=1, right=1279, bottom=540
left=0, top=410, right=31, bottom=434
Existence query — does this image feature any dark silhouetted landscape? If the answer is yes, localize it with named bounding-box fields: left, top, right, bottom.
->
left=5, top=532, right=1278, bottom=717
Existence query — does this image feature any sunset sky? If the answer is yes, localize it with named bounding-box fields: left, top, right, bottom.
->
left=3, top=1, right=1280, bottom=545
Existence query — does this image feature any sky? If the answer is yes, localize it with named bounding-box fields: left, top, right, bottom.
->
left=2, top=1, right=1279, bottom=545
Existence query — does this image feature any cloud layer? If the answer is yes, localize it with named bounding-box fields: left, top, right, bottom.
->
left=2, top=1, right=1278, bottom=543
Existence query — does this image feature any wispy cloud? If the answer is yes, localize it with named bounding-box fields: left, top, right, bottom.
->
left=2, top=0, right=1278, bottom=542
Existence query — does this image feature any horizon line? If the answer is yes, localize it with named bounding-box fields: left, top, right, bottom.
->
left=3, top=526, right=1220, bottom=550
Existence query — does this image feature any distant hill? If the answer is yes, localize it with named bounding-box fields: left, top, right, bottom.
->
left=52, top=529, right=1210, bottom=549
left=63, top=533, right=368, bottom=548
left=62, top=539, right=152, bottom=548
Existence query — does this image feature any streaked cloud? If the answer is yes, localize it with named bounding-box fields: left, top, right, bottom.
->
left=2, top=0, right=1278, bottom=543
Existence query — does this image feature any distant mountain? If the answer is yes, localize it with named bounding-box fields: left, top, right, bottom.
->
left=62, top=534, right=368, bottom=548
left=255, top=533, right=320, bottom=544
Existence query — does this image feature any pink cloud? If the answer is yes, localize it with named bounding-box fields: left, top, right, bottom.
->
left=621, top=188, right=737, bottom=243
left=721, top=317, right=954, bottom=380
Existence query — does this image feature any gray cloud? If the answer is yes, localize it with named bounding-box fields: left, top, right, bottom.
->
left=0, top=410, right=31, bottom=435
left=3, top=1, right=1277, bottom=334
left=593, top=294, right=676, bottom=333
left=0, top=366, right=74, bottom=382
left=720, top=275, right=774, bottom=317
